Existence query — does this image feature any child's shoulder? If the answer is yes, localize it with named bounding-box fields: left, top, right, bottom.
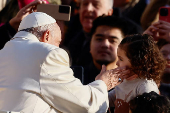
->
left=138, top=79, right=157, bottom=86
left=136, top=79, right=159, bottom=95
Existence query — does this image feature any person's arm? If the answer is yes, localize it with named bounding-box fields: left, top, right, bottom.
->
left=39, top=48, right=119, bottom=113
left=9, top=0, right=47, bottom=31
left=0, top=0, right=46, bottom=50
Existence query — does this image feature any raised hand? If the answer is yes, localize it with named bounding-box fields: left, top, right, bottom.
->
left=143, top=20, right=170, bottom=42
left=9, top=0, right=47, bottom=31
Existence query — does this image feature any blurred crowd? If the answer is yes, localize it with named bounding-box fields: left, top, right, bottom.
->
left=0, top=0, right=170, bottom=113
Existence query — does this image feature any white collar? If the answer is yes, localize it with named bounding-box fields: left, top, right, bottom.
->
left=12, top=31, right=40, bottom=42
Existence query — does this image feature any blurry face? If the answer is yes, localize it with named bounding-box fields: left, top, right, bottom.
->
left=160, top=44, right=170, bottom=72
left=116, top=47, right=131, bottom=68
left=80, top=0, right=112, bottom=33
left=90, top=26, right=123, bottom=66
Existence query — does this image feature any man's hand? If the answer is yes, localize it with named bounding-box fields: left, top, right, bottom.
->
left=95, top=65, right=130, bottom=91
left=143, top=20, right=170, bottom=42
left=9, top=0, right=47, bottom=31
left=156, top=20, right=170, bottom=42
left=143, top=22, right=159, bottom=40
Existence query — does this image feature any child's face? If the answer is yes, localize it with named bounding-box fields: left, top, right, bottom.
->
left=116, top=47, right=131, bottom=68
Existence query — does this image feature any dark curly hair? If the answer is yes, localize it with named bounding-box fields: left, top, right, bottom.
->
left=129, top=91, right=170, bottom=113
left=119, top=34, right=166, bottom=84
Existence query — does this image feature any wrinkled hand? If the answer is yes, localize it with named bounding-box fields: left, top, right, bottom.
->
left=143, top=20, right=170, bottom=42
left=95, top=65, right=130, bottom=91
left=9, top=0, right=47, bottom=31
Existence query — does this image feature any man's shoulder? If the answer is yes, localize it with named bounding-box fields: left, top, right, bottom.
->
left=24, top=41, right=59, bottom=53
left=35, top=43, right=69, bottom=59
left=37, top=42, right=59, bottom=51
left=32, top=42, right=69, bottom=60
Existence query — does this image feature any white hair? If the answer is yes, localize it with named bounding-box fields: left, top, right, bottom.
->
left=20, top=23, right=56, bottom=40
left=108, top=0, right=114, bottom=9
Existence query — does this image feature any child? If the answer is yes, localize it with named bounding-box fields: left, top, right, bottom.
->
left=129, top=91, right=170, bottom=113
left=108, top=34, right=166, bottom=113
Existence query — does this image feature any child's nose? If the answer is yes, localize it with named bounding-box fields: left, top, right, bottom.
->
left=116, top=61, right=119, bottom=67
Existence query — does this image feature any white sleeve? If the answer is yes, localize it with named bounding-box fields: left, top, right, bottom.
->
left=39, top=48, right=109, bottom=113
left=137, top=80, right=159, bottom=95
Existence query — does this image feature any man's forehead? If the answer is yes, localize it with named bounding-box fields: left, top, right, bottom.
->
left=94, top=26, right=123, bottom=40
left=81, top=0, right=103, bottom=3
left=96, top=26, right=122, bottom=34
left=94, top=33, right=120, bottom=39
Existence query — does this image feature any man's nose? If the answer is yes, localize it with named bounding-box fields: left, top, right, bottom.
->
left=101, top=39, right=110, bottom=48
left=86, top=3, right=94, bottom=11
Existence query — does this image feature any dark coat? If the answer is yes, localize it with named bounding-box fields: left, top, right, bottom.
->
left=0, top=22, right=16, bottom=50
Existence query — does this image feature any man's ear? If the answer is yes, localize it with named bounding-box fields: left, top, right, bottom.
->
left=108, top=9, right=113, bottom=16
left=42, top=30, right=50, bottom=43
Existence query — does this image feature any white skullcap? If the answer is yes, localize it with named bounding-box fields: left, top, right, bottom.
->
left=18, top=12, right=56, bottom=31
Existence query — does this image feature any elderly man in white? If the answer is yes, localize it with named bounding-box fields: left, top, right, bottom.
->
left=0, top=11, right=120, bottom=113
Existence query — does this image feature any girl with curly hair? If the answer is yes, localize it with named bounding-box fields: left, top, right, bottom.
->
left=108, top=34, right=166, bottom=113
